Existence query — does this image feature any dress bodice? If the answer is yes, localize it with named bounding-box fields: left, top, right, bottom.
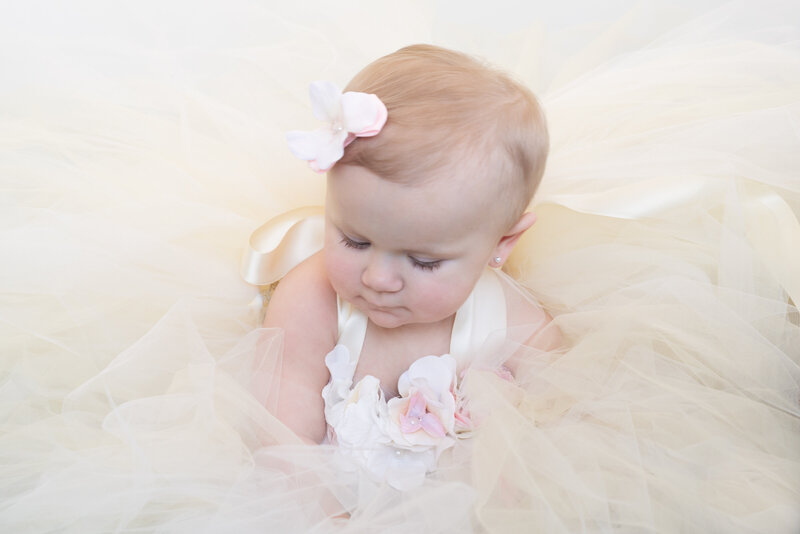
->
left=322, top=268, right=507, bottom=490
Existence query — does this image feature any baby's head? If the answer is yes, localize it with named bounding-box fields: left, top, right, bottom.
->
left=323, top=45, right=548, bottom=328
left=336, top=44, right=548, bottom=233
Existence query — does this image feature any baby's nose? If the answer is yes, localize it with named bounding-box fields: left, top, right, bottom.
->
left=361, top=255, right=403, bottom=293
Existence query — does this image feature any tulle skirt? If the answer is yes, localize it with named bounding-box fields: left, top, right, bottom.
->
left=1, top=1, right=799, bottom=532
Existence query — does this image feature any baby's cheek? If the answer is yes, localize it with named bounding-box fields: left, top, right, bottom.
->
left=324, top=249, right=359, bottom=295
left=416, top=278, right=472, bottom=318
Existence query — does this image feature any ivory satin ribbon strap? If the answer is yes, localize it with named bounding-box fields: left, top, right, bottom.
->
left=241, top=206, right=325, bottom=286
left=336, top=298, right=368, bottom=362
left=449, top=269, right=507, bottom=369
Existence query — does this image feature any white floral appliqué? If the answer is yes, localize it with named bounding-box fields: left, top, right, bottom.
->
left=321, top=346, right=472, bottom=490
left=286, top=81, right=388, bottom=172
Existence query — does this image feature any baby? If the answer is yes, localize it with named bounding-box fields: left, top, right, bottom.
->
left=264, top=45, right=552, bottom=462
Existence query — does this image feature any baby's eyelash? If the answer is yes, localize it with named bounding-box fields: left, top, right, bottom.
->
left=340, top=234, right=440, bottom=271
left=340, top=235, right=369, bottom=250
left=411, top=257, right=441, bottom=271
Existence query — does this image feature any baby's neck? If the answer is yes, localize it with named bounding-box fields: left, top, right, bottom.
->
left=368, top=314, right=455, bottom=346
left=356, top=314, right=455, bottom=398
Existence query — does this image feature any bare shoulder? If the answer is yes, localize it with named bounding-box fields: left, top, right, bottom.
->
left=264, top=251, right=337, bottom=341
left=262, top=251, right=337, bottom=443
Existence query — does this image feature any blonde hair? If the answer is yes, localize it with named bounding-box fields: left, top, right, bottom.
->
left=338, top=44, right=548, bottom=227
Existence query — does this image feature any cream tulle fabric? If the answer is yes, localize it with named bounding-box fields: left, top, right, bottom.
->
left=1, top=1, right=799, bottom=532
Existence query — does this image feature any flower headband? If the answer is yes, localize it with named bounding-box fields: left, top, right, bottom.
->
left=286, top=81, right=388, bottom=172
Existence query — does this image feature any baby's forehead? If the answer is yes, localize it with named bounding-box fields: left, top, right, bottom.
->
left=329, top=161, right=510, bottom=227
left=412, top=162, right=509, bottom=206
left=389, top=172, right=504, bottom=228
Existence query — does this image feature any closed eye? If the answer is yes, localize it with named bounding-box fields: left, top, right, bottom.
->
left=410, top=257, right=441, bottom=271
left=340, top=235, right=369, bottom=250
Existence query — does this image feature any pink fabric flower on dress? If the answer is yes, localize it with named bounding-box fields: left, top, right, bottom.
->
left=386, top=355, right=458, bottom=452
left=286, top=81, right=388, bottom=172
left=398, top=391, right=447, bottom=437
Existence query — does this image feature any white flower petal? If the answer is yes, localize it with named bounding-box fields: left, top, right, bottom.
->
left=341, top=92, right=385, bottom=133
left=336, top=376, right=387, bottom=449
left=309, top=81, right=342, bottom=122
left=397, top=370, right=410, bottom=397
left=324, top=344, right=354, bottom=380
left=348, top=375, right=381, bottom=404
left=314, top=130, right=348, bottom=170
left=406, top=355, right=457, bottom=397
left=285, top=129, right=327, bottom=160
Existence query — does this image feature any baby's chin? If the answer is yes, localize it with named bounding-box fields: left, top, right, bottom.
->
left=363, top=307, right=408, bottom=329
left=363, top=305, right=456, bottom=331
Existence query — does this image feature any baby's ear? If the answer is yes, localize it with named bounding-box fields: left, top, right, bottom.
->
left=490, top=212, right=537, bottom=267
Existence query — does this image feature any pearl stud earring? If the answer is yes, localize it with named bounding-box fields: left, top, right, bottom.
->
left=493, top=256, right=502, bottom=265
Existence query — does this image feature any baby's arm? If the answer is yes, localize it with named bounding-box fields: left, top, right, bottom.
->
left=262, top=251, right=338, bottom=443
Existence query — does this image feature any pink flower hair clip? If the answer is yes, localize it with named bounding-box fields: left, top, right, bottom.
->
left=286, top=81, right=388, bottom=172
